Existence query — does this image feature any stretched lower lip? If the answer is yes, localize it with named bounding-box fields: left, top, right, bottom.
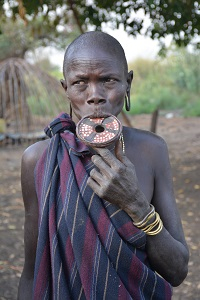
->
left=86, top=112, right=111, bottom=118
left=85, top=107, right=111, bottom=119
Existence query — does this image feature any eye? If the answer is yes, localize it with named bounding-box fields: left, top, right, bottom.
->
left=73, top=80, right=86, bottom=85
left=103, top=78, right=116, bottom=83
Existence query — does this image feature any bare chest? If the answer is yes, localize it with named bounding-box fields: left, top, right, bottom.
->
left=125, top=145, right=154, bottom=203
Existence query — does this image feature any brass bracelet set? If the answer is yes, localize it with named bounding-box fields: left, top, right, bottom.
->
left=133, top=204, right=163, bottom=236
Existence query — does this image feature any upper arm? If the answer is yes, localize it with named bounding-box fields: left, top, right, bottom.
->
left=21, top=140, right=48, bottom=278
left=151, top=137, right=187, bottom=247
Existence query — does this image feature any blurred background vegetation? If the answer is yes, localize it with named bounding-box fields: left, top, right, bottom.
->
left=129, top=47, right=200, bottom=117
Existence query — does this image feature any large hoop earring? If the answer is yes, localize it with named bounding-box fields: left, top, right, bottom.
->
left=125, top=94, right=130, bottom=111
left=69, top=103, right=72, bottom=118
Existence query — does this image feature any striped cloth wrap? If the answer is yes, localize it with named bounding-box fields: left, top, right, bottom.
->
left=33, top=113, right=172, bottom=299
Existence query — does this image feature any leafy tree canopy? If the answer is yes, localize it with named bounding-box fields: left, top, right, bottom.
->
left=0, top=14, right=79, bottom=61
left=0, top=0, right=199, bottom=50
left=0, top=1, right=80, bottom=60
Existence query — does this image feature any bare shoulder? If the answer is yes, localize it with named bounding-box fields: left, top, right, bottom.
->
left=22, top=138, right=50, bottom=162
left=123, top=126, right=169, bottom=162
left=21, top=139, right=50, bottom=208
left=21, top=138, right=50, bottom=190
left=22, top=139, right=50, bottom=169
left=126, top=126, right=166, bottom=145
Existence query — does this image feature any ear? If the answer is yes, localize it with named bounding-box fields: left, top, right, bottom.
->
left=60, top=79, right=67, bottom=91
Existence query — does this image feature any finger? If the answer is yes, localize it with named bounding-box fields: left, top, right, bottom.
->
left=93, top=147, right=122, bottom=170
left=91, top=155, right=115, bottom=178
left=89, top=168, right=104, bottom=185
left=87, top=177, right=101, bottom=195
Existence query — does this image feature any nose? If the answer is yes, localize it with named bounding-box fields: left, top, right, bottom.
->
left=87, top=84, right=106, bottom=105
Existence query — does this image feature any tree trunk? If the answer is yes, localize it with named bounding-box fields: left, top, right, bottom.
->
left=150, top=108, right=159, bottom=133
left=121, top=111, right=133, bottom=127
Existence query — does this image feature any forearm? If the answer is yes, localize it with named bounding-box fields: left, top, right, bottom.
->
left=18, top=271, right=33, bottom=300
left=146, top=227, right=189, bottom=287
left=125, top=191, right=189, bottom=286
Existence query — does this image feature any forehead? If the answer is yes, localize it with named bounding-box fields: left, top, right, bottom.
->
left=65, top=46, right=125, bottom=75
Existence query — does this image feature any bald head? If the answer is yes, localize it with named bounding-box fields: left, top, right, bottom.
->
left=63, top=31, right=128, bottom=78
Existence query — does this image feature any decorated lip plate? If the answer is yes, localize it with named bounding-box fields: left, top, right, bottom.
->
left=76, top=114, right=122, bottom=147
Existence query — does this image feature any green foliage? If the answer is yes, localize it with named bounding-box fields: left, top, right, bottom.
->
left=50, top=69, right=63, bottom=80
left=128, top=48, right=200, bottom=117
left=183, top=99, right=200, bottom=117
left=0, top=0, right=199, bottom=49
left=0, top=17, right=33, bottom=60
left=167, top=48, right=200, bottom=93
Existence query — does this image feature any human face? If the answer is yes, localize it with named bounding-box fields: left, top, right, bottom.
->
left=61, top=47, right=132, bottom=121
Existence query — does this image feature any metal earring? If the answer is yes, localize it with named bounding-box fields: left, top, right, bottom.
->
left=125, top=94, right=130, bottom=111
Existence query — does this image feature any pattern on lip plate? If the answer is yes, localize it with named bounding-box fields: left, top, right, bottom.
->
left=76, top=115, right=122, bottom=146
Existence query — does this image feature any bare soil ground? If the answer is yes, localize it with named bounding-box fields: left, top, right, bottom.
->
left=0, top=114, right=199, bottom=299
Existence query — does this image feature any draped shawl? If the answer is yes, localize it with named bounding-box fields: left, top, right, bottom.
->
left=33, top=113, right=172, bottom=300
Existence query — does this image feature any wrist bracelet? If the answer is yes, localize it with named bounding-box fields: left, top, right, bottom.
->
left=133, top=205, right=163, bottom=236
left=133, top=204, right=155, bottom=227
left=145, top=219, right=163, bottom=235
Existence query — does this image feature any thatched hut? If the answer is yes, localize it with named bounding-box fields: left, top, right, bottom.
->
left=0, top=57, right=68, bottom=142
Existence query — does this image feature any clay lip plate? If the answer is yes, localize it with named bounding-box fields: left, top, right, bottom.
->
left=76, top=114, right=122, bottom=147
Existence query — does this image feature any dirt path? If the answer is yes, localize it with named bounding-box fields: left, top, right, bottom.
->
left=0, top=114, right=199, bottom=299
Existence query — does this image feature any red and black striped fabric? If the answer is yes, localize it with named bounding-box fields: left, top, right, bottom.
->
left=33, top=113, right=172, bottom=299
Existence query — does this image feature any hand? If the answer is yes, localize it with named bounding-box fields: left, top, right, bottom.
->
left=87, top=140, right=150, bottom=222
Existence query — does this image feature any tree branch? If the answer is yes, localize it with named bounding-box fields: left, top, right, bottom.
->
left=67, top=0, right=85, bottom=33
left=16, top=0, right=28, bottom=25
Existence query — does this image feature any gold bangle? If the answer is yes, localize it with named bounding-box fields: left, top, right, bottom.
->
left=142, top=213, right=163, bottom=236
left=136, top=211, right=156, bottom=229
left=146, top=220, right=163, bottom=236
left=141, top=212, right=160, bottom=231
left=133, top=205, right=163, bottom=236
left=133, top=204, right=155, bottom=227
